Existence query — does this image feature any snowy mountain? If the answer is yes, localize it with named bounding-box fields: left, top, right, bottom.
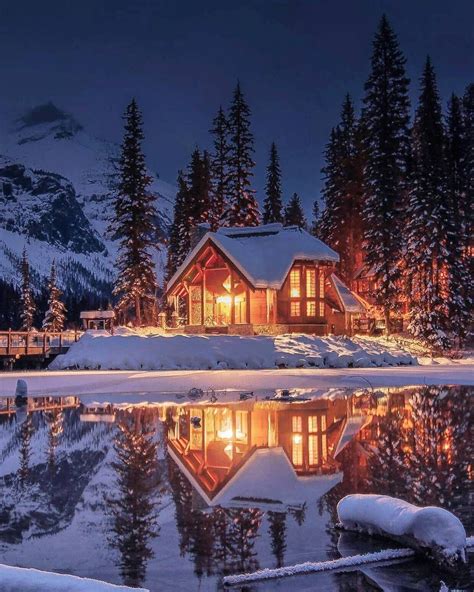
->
left=0, top=102, right=175, bottom=296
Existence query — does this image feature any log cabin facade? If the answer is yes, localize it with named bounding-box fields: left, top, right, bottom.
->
left=166, top=224, right=366, bottom=335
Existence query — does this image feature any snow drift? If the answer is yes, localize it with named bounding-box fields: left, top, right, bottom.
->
left=0, top=563, right=148, bottom=592
left=49, top=332, right=417, bottom=371
left=337, top=494, right=467, bottom=564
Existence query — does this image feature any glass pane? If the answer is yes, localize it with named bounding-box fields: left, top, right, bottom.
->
left=306, top=268, right=316, bottom=297
left=309, top=435, right=319, bottom=465
left=306, top=301, right=316, bottom=316
left=308, top=415, right=318, bottom=432
left=290, top=269, right=301, bottom=298
left=290, top=301, right=301, bottom=317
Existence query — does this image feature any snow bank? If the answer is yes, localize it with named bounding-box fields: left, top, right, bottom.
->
left=337, top=494, right=467, bottom=564
left=0, top=563, right=148, bottom=592
left=222, top=547, right=415, bottom=585
left=50, top=332, right=417, bottom=371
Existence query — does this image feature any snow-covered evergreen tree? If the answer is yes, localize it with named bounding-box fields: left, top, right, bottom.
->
left=284, top=193, right=307, bottom=228
left=310, top=199, right=321, bottom=237
left=445, top=94, right=472, bottom=344
left=19, top=248, right=35, bottom=331
left=42, top=261, right=66, bottom=331
left=209, top=106, right=230, bottom=229
left=165, top=170, right=190, bottom=281
left=225, top=82, right=260, bottom=226
left=109, top=99, right=158, bottom=326
left=46, top=410, right=63, bottom=471
left=17, top=415, right=34, bottom=489
left=406, top=58, right=450, bottom=350
left=362, top=16, right=410, bottom=332
left=267, top=511, right=287, bottom=568
left=227, top=507, right=262, bottom=573
left=263, top=142, right=284, bottom=223
left=319, top=95, right=365, bottom=281
left=187, top=147, right=212, bottom=227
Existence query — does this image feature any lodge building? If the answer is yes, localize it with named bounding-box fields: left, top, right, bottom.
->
left=166, top=223, right=366, bottom=335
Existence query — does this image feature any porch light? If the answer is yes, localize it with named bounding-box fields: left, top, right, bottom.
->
left=292, top=434, right=302, bottom=444
left=216, top=295, right=232, bottom=305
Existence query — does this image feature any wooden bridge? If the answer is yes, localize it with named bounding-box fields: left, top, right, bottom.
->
left=0, top=330, right=82, bottom=369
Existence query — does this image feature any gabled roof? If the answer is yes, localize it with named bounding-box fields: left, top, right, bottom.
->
left=330, top=273, right=367, bottom=313
left=167, top=223, right=339, bottom=292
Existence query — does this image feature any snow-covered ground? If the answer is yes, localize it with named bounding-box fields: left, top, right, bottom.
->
left=49, top=332, right=423, bottom=371
left=0, top=564, right=148, bottom=592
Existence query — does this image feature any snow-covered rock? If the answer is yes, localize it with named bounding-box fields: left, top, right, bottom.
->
left=49, top=331, right=418, bottom=371
left=337, top=494, right=467, bottom=564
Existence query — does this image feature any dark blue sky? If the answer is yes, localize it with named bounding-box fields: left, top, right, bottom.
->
left=1, top=0, right=473, bottom=213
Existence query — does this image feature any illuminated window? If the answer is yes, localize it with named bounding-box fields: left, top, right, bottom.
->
left=290, top=269, right=301, bottom=298
left=308, top=416, right=318, bottom=432
left=319, top=273, right=325, bottom=298
left=321, top=415, right=326, bottom=431
left=306, top=268, right=316, bottom=297
left=290, top=301, right=301, bottom=317
left=306, top=301, right=316, bottom=316
left=322, top=433, right=327, bottom=461
left=292, top=416, right=302, bottom=432
left=319, top=301, right=325, bottom=317
left=292, top=435, right=303, bottom=465
left=308, top=435, right=319, bottom=465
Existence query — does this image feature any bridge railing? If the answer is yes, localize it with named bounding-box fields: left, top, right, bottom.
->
left=0, top=330, right=83, bottom=356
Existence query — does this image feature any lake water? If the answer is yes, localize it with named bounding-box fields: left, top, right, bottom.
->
left=0, top=385, right=472, bottom=591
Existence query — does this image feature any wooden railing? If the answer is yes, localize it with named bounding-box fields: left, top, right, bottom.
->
left=0, top=330, right=82, bottom=358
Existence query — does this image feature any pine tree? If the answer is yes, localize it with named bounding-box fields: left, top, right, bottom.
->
left=108, top=414, right=161, bottom=586
left=110, top=99, right=158, bottom=326
left=445, top=94, right=471, bottom=344
left=17, top=415, right=34, bottom=488
left=209, top=106, right=230, bottom=229
left=46, top=410, right=63, bottom=472
left=187, top=147, right=212, bottom=227
left=319, top=95, right=365, bottom=281
left=284, top=193, right=307, bottom=228
left=310, top=199, right=321, bottom=237
left=267, top=511, right=287, bottom=568
left=263, top=142, right=284, bottom=224
left=362, top=15, right=410, bottom=332
left=405, top=58, right=450, bottom=350
left=42, top=261, right=66, bottom=331
left=19, top=249, right=36, bottom=331
left=225, top=82, right=260, bottom=226
left=166, top=171, right=190, bottom=280
left=227, top=507, right=262, bottom=573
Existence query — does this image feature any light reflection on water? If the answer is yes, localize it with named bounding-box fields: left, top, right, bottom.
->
left=0, top=385, right=472, bottom=591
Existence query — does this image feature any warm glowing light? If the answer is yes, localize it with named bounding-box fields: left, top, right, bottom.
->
left=290, top=287, right=300, bottom=298
left=292, top=434, right=302, bottom=444
left=216, top=295, right=232, bottom=305
left=217, top=428, right=233, bottom=439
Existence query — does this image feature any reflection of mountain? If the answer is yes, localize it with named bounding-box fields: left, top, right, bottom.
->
left=0, top=102, right=175, bottom=297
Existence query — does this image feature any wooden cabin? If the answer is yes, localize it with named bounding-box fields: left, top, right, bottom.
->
left=166, top=223, right=365, bottom=335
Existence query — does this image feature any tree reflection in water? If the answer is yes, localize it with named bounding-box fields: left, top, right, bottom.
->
left=107, top=409, right=163, bottom=587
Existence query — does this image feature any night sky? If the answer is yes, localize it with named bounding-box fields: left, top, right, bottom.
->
left=1, top=0, right=473, bottom=212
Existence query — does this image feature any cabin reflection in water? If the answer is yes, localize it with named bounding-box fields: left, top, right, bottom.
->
left=165, top=397, right=364, bottom=503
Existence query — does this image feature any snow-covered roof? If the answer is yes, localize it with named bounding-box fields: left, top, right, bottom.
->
left=80, top=310, right=115, bottom=319
left=167, top=224, right=339, bottom=291
left=330, top=274, right=367, bottom=314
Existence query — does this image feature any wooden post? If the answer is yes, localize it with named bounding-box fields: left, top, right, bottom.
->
left=230, top=270, right=235, bottom=325
left=7, top=330, right=11, bottom=356
left=25, top=332, right=29, bottom=355
left=42, top=333, right=47, bottom=356
left=59, top=333, right=63, bottom=350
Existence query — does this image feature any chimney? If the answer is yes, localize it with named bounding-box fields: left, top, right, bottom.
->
left=189, top=223, right=211, bottom=249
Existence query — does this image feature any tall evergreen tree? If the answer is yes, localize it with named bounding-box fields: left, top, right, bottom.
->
left=166, top=171, right=190, bottom=281
left=42, top=261, right=66, bottom=331
left=267, top=511, right=287, bottom=568
left=462, top=83, right=474, bottom=314
left=284, top=193, right=307, bottom=228
left=110, top=99, right=158, bottom=326
left=225, top=82, right=260, bottom=226
left=319, top=95, right=365, bottom=281
left=310, top=199, right=321, bottom=237
left=108, top=414, right=161, bottom=586
left=445, top=94, right=472, bottom=343
left=362, top=16, right=410, bottom=332
left=17, top=415, right=34, bottom=489
left=19, top=249, right=35, bottom=331
left=263, top=142, right=284, bottom=224
left=187, top=147, right=212, bottom=227
left=405, top=58, right=450, bottom=349
left=209, top=106, right=230, bottom=229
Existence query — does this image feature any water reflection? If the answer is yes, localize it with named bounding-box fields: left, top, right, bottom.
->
left=0, top=385, right=471, bottom=591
